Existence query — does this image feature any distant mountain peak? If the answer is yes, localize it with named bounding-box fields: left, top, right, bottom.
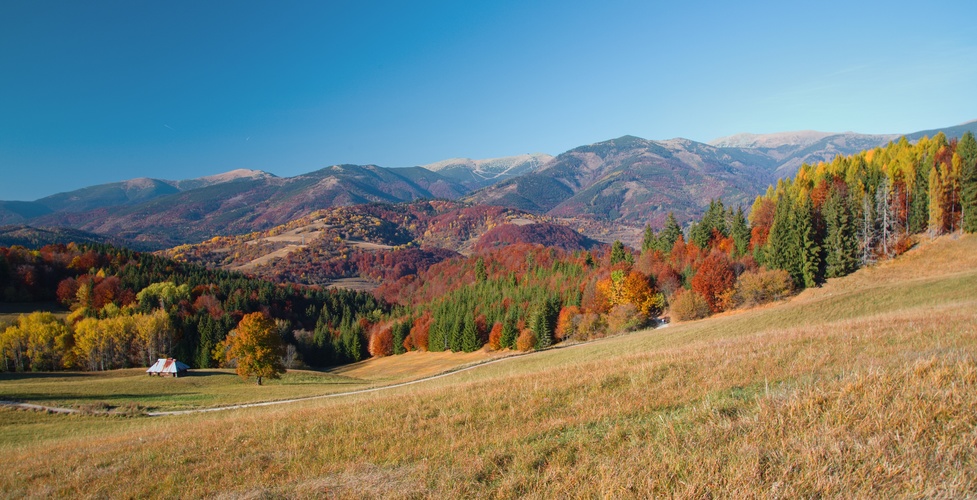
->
left=422, top=153, right=552, bottom=172
left=709, top=130, right=836, bottom=149
left=121, top=177, right=164, bottom=190
left=419, top=153, right=553, bottom=190
left=191, top=168, right=275, bottom=184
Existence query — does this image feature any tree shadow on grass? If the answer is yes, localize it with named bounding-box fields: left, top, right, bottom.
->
left=0, top=372, right=93, bottom=381
left=176, top=370, right=236, bottom=378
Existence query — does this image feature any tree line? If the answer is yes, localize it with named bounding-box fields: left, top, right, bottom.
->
left=0, top=243, right=385, bottom=372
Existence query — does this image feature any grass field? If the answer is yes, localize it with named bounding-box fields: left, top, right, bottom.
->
left=1, top=234, right=975, bottom=497
left=0, top=369, right=368, bottom=413
left=0, top=350, right=506, bottom=417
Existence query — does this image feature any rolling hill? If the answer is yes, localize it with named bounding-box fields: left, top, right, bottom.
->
left=159, top=200, right=579, bottom=286
left=0, top=225, right=112, bottom=249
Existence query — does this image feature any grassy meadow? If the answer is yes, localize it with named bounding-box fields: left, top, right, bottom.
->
left=1, top=235, right=976, bottom=497
left=0, top=350, right=503, bottom=417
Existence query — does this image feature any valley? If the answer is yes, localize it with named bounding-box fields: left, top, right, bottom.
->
left=0, top=123, right=975, bottom=499
left=5, top=3, right=977, bottom=496
left=1, top=234, right=974, bottom=496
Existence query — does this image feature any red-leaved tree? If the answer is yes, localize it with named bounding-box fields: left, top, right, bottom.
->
left=691, top=251, right=735, bottom=313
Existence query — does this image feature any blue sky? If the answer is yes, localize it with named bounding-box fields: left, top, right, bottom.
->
left=2, top=0, right=976, bottom=201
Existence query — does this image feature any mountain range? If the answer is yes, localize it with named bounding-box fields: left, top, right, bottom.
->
left=463, top=121, right=977, bottom=227
left=2, top=120, right=974, bottom=250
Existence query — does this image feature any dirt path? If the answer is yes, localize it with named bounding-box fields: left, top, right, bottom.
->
left=0, top=355, right=524, bottom=417
left=0, top=401, right=82, bottom=414
left=147, top=349, right=537, bottom=416
left=0, top=342, right=592, bottom=418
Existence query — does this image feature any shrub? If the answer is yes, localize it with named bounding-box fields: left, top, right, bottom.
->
left=516, top=328, right=537, bottom=351
left=487, top=322, right=504, bottom=350
left=606, top=304, right=647, bottom=334
left=734, top=268, right=794, bottom=308
left=554, top=306, right=581, bottom=340
left=573, top=312, right=607, bottom=340
left=368, top=327, right=393, bottom=358
left=669, top=289, right=711, bottom=321
left=407, top=313, right=431, bottom=352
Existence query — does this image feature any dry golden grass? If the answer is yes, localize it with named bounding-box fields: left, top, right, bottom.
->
left=331, top=348, right=504, bottom=382
left=1, top=234, right=976, bottom=498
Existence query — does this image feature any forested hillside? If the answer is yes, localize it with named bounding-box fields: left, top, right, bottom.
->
left=2, top=132, right=975, bottom=373
left=0, top=243, right=385, bottom=371
left=161, top=201, right=562, bottom=285
left=369, top=131, right=977, bottom=357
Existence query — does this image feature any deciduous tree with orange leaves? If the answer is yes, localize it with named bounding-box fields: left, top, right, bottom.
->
left=214, top=312, right=285, bottom=385
left=596, top=270, right=665, bottom=317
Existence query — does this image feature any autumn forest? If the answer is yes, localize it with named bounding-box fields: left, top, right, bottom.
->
left=2, top=131, right=976, bottom=374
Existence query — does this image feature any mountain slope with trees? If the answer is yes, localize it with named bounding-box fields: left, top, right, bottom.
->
left=466, top=122, right=977, bottom=228
left=2, top=131, right=976, bottom=374
left=3, top=121, right=974, bottom=250
left=12, top=166, right=467, bottom=249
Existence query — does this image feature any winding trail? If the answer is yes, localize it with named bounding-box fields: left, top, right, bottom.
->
left=1, top=341, right=592, bottom=418
left=147, top=351, right=531, bottom=417
left=0, top=401, right=82, bottom=415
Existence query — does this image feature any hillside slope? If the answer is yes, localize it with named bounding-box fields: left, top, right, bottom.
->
left=467, top=121, right=977, bottom=228
left=466, top=135, right=774, bottom=226
left=160, top=200, right=566, bottom=286
left=23, top=165, right=467, bottom=248
left=3, top=235, right=974, bottom=496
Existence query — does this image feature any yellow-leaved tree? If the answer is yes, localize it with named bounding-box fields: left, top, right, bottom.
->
left=214, top=312, right=285, bottom=385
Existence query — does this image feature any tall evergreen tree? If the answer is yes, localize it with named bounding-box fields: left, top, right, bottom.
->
left=959, top=131, right=977, bottom=233
left=642, top=224, right=656, bottom=252
left=655, top=212, right=683, bottom=253
left=796, top=197, right=823, bottom=288
left=822, top=191, right=859, bottom=278
left=448, top=303, right=464, bottom=352
left=531, top=302, right=553, bottom=349
left=392, top=320, right=409, bottom=355
left=610, top=240, right=632, bottom=265
left=767, top=194, right=822, bottom=288
left=766, top=195, right=802, bottom=286
left=461, top=314, right=480, bottom=352
left=500, top=312, right=517, bottom=349
left=730, top=206, right=750, bottom=257
left=195, top=314, right=221, bottom=368
left=908, top=161, right=930, bottom=234
left=474, top=257, right=487, bottom=282
left=690, top=199, right=728, bottom=249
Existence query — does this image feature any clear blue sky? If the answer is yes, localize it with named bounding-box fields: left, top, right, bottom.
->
left=2, top=0, right=976, bottom=201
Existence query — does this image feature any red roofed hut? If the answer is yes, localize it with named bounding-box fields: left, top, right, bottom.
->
left=147, top=358, right=189, bottom=377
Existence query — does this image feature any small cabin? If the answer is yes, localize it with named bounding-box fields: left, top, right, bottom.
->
left=146, top=358, right=189, bottom=377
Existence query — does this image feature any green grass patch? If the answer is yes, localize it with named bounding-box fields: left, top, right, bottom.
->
left=0, top=368, right=367, bottom=414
